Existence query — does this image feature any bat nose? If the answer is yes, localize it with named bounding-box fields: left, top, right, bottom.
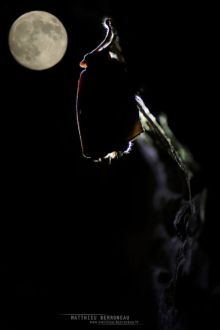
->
left=80, top=60, right=87, bottom=69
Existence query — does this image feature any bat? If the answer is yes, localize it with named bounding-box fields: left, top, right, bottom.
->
left=76, top=18, right=143, bottom=161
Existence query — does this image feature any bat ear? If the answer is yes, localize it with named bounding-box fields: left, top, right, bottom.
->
left=95, top=17, right=115, bottom=52
left=76, top=17, right=143, bottom=161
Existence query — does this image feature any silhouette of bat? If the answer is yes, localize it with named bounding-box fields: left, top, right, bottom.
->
left=76, top=18, right=143, bottom=161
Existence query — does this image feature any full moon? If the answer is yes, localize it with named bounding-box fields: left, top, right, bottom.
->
left=8, top=11, right=68, bottom=70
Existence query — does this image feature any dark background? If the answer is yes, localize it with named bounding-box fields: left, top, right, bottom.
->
left=0, top=1, right=218, bottom=329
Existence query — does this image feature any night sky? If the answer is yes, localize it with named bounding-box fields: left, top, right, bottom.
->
left=0, top=1, right=218, bottom=329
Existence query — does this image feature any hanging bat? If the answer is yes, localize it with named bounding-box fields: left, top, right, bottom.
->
left=76, top=18, right=143, bottom=161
